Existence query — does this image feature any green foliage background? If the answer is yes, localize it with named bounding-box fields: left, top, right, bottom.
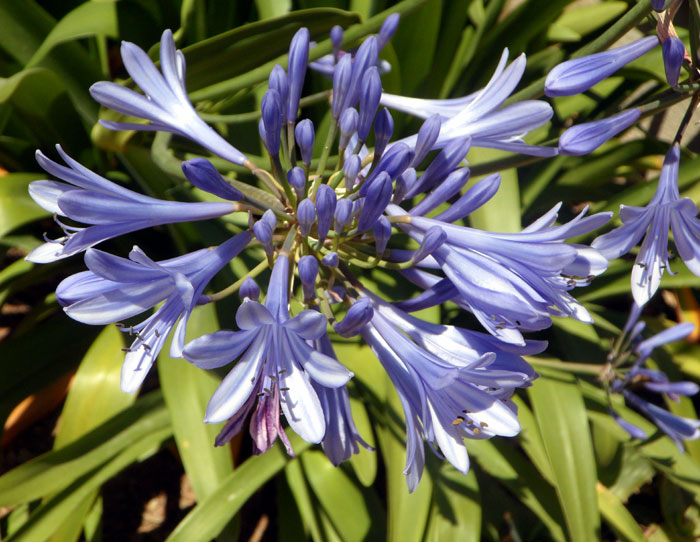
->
left=0, top=0, right=700, bottom=541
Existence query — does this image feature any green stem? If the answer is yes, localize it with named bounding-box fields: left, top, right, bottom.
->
left=526, top=357, right=604, bottom=376
left=506, top=0, right=653, bottom=105
left=203, top=260, right=269, bottom=303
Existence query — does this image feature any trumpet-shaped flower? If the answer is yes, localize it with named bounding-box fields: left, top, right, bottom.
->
left=183, top=254, right=353, bottom=452
left=381, top=50, right=556, bottom=157
left=27, top=146, right=237, bottom=263
left=592, top=144, right=700, bottom=306
left=609, top=307, right=700, bottom=450
left=387, top=202, right=611, bottom=344
left=545, top=36, right=658, bottom=97
left=90, top=30, right=250, bottom=167
left=360, top=292, right=540, bottom=490
left=56, top=232, right=252, bottom=392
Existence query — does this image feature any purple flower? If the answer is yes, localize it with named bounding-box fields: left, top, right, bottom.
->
left=558, top=109, right=641, bottom=156
left=287, top=28, right=310, bottom=124
left=183, top=254, right=353, bottom=451
left=295, top=119, right=315, bottom=167
left=261, top=89, right=283, bottom=155
left=360, top=292, right=540, bottom=490
left=545, top=36, right=658, bottom=97
left=358, top=67, right=382, bottom=142
left=608, top=307, right=699, bottom=449
left=662, top=37, right=685, bottom=87
left=27, top=146, right=237, bottom=263
left=56, top=232, right=252, bottom=393
left=387, top=202, right=611, bottom=344
left=592, top=144, right=700, bottom=306
left=90, top=30, right=249, bottom=167
left=312, top=333, right=372, bottom=465
left=382, top=50, right=556, bottom=157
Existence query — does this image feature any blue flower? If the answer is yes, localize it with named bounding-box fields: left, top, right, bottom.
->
left=360, top=292, right=540, bottom=491
left=27, top=146, right=237, bottom=263
left=183, top=254, right=353, bottom=452
left=662, top=37, right=685, bottom=87
left=558, top=109, right=640, bottom=156
left=56, top=232, right=252, bottom=392
left=381, top=50, right=556, bottom=157
left=608, top=308, right=699, bottom=450
left=592, top=144, right=700, bottom=306
left=387, top=202, right=611, bottom=344
left=545, top=36, right=658, bottom=97
left=90, top=30, right=250, bottom=167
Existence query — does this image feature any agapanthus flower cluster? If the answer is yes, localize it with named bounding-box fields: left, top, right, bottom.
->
left=606, top=304, right=699, bottom=449
left=543, top=1, right=700, bottom=448
left=27, top=10, right=699, bottom=488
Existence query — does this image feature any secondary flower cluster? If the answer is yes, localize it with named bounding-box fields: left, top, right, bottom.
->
left=27, top=9, right=700, bottom=488
left=544, top=0, right=700, bottom=447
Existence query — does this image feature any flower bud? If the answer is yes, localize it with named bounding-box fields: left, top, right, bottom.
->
left=339, top=108, right=359, bottom=152
left=295, top=119, right=315, bottom=166
left=261, top=209, right=277, bottom=231
left=181, top=158, right=243, bottom=201
left=358, top=172, right=392, bottom=231
left=434, top=173, right=500, bottom=223
left=373, top=107, right=394, bottom=159
left=545, top=36, right=658, bottom=97
left=332, top=54, right=353, bottom=119
left=393, top=168, right=416, bottom=203
left=333, top=297, right=374, bottom=337
left=287, top=167, right=306, bottom=200
left=287, top=28, right=310, bottom=123
left=377, top=13, right=400, bottom=51
left=253, top=219, right=273, bottom=258
left=344, top=36, right=378, bottom=112
left=406, top=136, right=470, bottom=198
left=373, top=216, right=391, bottom=255
left=240, top=277, right=260, bottom=301
left=268, top=65, right=289, bottom=123
left=343, top=154, right=362, bottom=192
left=662, top=37, right=685, bottom=87
left=316, top=184, right=337, bottom=242
left=652, top=0, right=667, bottom=11
left=411, top=114, right=441, bottom=167
left=361, top=143, right=412, bottom=195
left=297, top=198, right=316, bottom=236
left=261, top=89, right=283, bottom=155
left=358, top=67, right=382, bottom=142
left=331, top=25, right=344, bottom=55
left=410, top=167, right=470, bottom=216
left=322, top=251, right=339, bottom=268
left=413, top=226, right=446, bottom=264
left=298, top=255, right=319, bottom=301
left=334, top=198, right=353, bottom=233
left=558, top=109, right=640, bottom=156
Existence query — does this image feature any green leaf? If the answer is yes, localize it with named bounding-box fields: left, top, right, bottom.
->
left=597, top=483, right=648, bottom=542
left=6, top=425, right=171, bottom=542
left=300, top=450, right=372, bottom=541
left=166, top=436, right=312, bottom=542
left=391, top=0, right=442, bottom=95
left=467, top=147, right=520, bottom=232
left=528, top=369, right=601, bottom=542
left=380, top=375, right=433, bottom=542
left=158, top=303, right=235, bottom=501
left=0, top=392, right=168, bottom=506
left=469, top=439, right=567, bottom=541
left=550, top=2, right=627, bottom=40
left=285, top=458, right=328, bottom=542
left=0, top=0, right=99, bottom=123
left=425, top=462, right=481, bottom=542
left=254, top=0, right=291, bottom=20
left=347, top=394, right=377, bottom=487
left=0, top=173, right=47, bottom=238
left=26, top=0, right=156, bottom=68
left=49, top=325, right=136, bottom=542
left=0, top=68, right=88, bottom=152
